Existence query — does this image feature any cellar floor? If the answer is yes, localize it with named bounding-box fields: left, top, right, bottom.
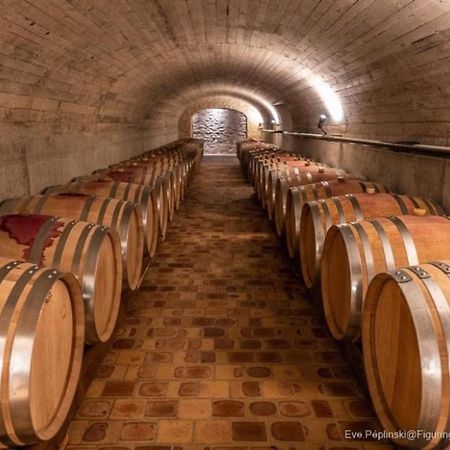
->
left=66, top=155, right=390, bottom=450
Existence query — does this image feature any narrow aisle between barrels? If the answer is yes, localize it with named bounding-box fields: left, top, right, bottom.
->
left=67, top=155, right=389, bottom=449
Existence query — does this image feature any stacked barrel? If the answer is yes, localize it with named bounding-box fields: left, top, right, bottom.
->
left=238, top=140, right=450, bottom=449
left=0, top=138, right=203, bottom=446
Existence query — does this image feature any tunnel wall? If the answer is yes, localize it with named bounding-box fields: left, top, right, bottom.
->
left=0, top=122, right=147, bottom=201
left=267, top=133, right=450, bottom=214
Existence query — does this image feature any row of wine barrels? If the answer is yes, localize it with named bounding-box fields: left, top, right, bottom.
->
left=300, top=192, right=443, bottom=289
left=273, top=170, right=360, bottom=235
left=0, top=139, right=202, bottom=447
left=321, top=214, right=450, bottom=341
left=237, top=140, right=450, bottom=450
left=43, top=178, right=160, bottom=258
left=97, top=162, right=189, bottom=237
left=0, top=257, right=84, bottom=446
left=0, top=193, right=144, bottom=291
left=253, top=154, right=306, bottom=199
left=0, top=214, right=122, bottom=343
left=85, top=171, right=169, bottom=240
left=258, top=158, right=327, bottom=210
left=266, top=162, right=331, bottom=218
left=241, top=147, right=271, bottom=180
left=237, top=139, right=275, bottom=167
left=263, top=160, right=330, bottom=213
left=285, top=179, right=388, bottom=259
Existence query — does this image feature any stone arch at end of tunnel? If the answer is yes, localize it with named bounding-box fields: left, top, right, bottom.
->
left=191, top=108, right=248, bottom=155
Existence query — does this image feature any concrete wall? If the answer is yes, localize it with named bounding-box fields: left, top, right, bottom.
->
left=192, top=109, right=247, bottom=155
left=268, top=133, right=450, bottom=214
left=0, top=122, right=146, bottom=201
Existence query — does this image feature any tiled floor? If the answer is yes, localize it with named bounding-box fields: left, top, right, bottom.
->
left=67, top=155, right=391, bottom=450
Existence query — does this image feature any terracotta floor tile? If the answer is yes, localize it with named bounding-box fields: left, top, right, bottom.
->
left=119, top=422, right=157, bottom=441
left=67, top=156, right=389, bottom=448
left=157, top=419, right=193, bottom=444
left=195, top=420, right=232, bottom=444
left=178, top=399, right=212, bottom=419
left=145, top=400, right=178, bottom=417
left=110, top=399, right=147, bottom=419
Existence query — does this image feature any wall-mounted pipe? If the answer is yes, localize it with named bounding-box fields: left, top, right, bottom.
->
left=261, top=129, right=450, bottom=157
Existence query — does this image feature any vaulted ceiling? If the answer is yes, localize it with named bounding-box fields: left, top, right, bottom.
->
left=1, top=0, right=450, bottom=142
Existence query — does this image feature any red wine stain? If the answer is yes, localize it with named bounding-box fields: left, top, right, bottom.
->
left=107, top=170, right=135, bottom=183
left=0, top=214, right=64, bottom=264
left=85, top=180, right=112, bottom=186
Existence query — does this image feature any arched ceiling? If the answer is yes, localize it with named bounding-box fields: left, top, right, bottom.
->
left=1, top=0, right=450, bottom=141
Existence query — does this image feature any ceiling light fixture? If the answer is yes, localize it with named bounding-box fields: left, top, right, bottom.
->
left=318, top=114, right=327, bottom=135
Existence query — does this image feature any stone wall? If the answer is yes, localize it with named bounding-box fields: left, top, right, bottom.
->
left=178, top=95, right=266, bottom=141
left=192, top=109, right=247, bottom=155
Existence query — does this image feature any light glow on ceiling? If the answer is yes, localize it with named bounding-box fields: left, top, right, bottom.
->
left=310, top=76, right=344, bottom=122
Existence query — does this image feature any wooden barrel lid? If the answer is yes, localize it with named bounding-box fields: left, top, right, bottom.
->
left=0, top=260, right=84, bottom=445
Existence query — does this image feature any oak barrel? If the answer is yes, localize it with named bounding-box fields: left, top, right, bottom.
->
left=95, top=167, right=158, bottom=187
left=321, top=215, right=450, bottom=341
left=153, top=176, right=169, bottom=240
left=44, top=179, right=159, bottom=258
left=114, top=160, right=183, bottom=210
left=273, top=169, right=357, bottom=235
left=97, top=169, right=170, bottom=237
left=264, top=161, right=334, bottom=217
left=0, top=194, right=144, bottom=290
left=285, top=180, right=388, bottom=259
left=362, top=260, right=450, bottom=448
left=0, top=214, right=122, bottom=343
left=0, top=258, right=84, bottom=446
left=300, top=192, right=443, bottom=289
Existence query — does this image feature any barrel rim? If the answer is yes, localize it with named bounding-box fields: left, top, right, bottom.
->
left=0, top=264, right=84, bottom=445
left=321, top=223, right=363, bottom=341
left=120, top=203, right=145, bottom=290
left=299, top=201, right=324, bottom=289
left=362, top=269, right=445, bottom=447
left=84, top=226, right=123, bottom=343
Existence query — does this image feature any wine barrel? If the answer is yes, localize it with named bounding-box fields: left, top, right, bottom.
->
left=249, top=152, right=277, bottom=186
left=153, top=176, right=169, bottom=240
left=257, top=159, right=305, bottom=209
left=171, top=163, right=184, bottom=209
left=273, top=169, right=357, bottom=235
left=178, top=160, right=190, bottom=200
left=95, top=167, right=159, bottom=187
left=109, top=161, right=167, bottom=177
left=264, top=160, right=328, bottom=215
left=265, top=167, right=283, bottom=219
left=44, top=179, right=159, bottom=258
left=362, top=260, right=450, bottom=449
left=98, top=168, right=171, bottom=235
left=322, top=215, right=450, bottom=341
left=0, top=214, right=122, bottom=343
left=163, top=171, right=176, bottom=223
left=300, top=192, right=443, bottom=289
left=246, top=150, right=272, bottom=181
left=0, top=194, right=144, bottom=290
left=285, top=180, right=388, bottom=259
left=0, top=258, right=84, bottom=446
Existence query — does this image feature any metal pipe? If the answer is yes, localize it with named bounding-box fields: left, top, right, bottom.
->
left=261, top=129, right=450, bottom=156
